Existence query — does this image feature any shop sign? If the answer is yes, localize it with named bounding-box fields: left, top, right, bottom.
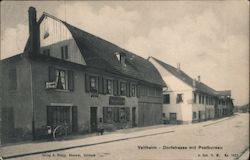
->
left=109, top=96, right=125, bottom=105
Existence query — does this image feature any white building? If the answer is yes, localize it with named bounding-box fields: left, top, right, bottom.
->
left=148, top=57, right=231, bottom=124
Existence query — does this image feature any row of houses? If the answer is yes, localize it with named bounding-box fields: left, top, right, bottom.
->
left=0, top=7, right=234, bottom=144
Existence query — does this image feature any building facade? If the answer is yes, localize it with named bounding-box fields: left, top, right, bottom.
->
left=149, top=57, right=234, bottom=124
left=0, top=7, right=164, bottom=144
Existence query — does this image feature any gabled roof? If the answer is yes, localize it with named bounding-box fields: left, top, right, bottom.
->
left=151, top=57, right=218, bottom=95
left=62, top=22, right=165, bottom=86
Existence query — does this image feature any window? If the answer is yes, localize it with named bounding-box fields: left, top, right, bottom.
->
left=206, top=96, right=208, bottom=105
left=61, top=45, right=68, bottom=59
left=8, top=68, right=17, bottom=90
left=120, top=82, right=126, bottom=96
left=199, top=94, right=201, bottom=104
left=131, top=84, right=136, bottom=97
left=176, top=94, right=183, bottom=104
left=120, top=55, right=126, bottom=65
left=193, top=93, right=197, bottom=103
left=107, top=79, right=112, bottom=94
left=193, top=112, right=197, bottom=119
left=43, top=49, right=50, bottom=56
left=90, top=76, right=97, bottom=92
left=56, top=69, right=67, bottom=90
left=202, top=95, right=204, bottom=104
left=115, top=52, right=126, bottom=66
left=103, top=107, right=130, bottom=123
left=169, top=113, right=177, bottom=120
left=49, top=67, right=74, bottom=91
left=103, top=107, right=113, bottom=123
left=163, top=94, right=170, bottom=104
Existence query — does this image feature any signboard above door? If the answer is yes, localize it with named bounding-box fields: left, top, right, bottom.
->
left=109, top=96, right=125, bottom=105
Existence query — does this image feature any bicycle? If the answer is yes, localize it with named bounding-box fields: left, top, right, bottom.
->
left=51, top=123, right=69, bottom=141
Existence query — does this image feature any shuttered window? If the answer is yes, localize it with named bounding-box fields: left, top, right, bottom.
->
left=48, top=66, right=74, bottom=91
left=126, top=83, right=130, bottom=97
left=98, top=76, right=103, bottom=94
left=113, top=80, right=118, bottom=96
left=120, top=82, right=126, bottom=96
left=131, top=84, right=136, bottom=97
left=90, top=76, right=97, bottom=92
left=107, top=79, right=112, bottom=94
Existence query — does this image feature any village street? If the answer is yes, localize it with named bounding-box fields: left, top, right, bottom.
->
left=2, top=113, right=248, bottom=160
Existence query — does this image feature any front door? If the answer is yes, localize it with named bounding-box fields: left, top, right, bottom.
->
left=132, top=107, right=136, bottom=127
left=90, top=107, right=97, bottom=132
left=169, top=113, right=177, bottom=124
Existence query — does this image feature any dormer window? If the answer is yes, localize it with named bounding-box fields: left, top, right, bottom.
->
left=61, top=45, right=68, bottom=60
left=115, top=52, right=126, bottom=66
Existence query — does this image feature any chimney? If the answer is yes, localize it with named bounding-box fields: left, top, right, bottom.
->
left=28, top=7, right=40, bottom=57
left=197, top=75, right=201, bottom=82
left=177, top=63, right=181, bottom=71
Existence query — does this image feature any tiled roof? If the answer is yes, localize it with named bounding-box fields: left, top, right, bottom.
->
left=151, top=57, right=218, bottom=96
left=62, top=22, right=165, bottom=86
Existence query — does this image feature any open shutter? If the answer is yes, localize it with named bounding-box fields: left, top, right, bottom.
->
left=103, top=78, right=107, bottom=94
left=126, top=83, right=130, bottom=97
left=85, top=73, right=90, bottom=92
left=98, top=76, right=102, bottom=94
left=68, top=70, right=74, bottom=91
left=117, top=80, right=121, bottom=96
left=113, top=80, right=118, bottom=96
left=136, top=85, right=140, bottom=97
left=48, top=66, right=56, bottom=81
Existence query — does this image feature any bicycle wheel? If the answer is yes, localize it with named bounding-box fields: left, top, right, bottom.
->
left=53, top=125, right=67, bottom=141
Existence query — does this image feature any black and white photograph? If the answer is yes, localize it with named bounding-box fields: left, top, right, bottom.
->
left=0, top=0, right=249, bottom=159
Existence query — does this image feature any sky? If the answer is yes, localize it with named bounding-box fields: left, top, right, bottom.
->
left=1, top=1, right=249, bottom=106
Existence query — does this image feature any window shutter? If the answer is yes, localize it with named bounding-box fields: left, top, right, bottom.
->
left=126, top=83, right=130, bottom=97
left=113, top=80, right=117, bottom=96
left=126, top=108, right=130, bottom=121
left=68, top=70, right=74, bottom=91
left=129, top=83, right=132, bottom=97
left=117, top=80, right=121, bottom=96
left=136, top=85, right=140, bottom=97
left=85, top=73, right=90, bottom=92
left=103, top=78, right=107, bottom=94
left=48, top=66, right=56, bottom=81
left=97, top=76, right=104, bottom=94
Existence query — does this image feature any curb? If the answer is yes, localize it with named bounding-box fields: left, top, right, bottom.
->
left=2, top=130, right=175, bottom=159
left=202, top=115, right=236, bottom=127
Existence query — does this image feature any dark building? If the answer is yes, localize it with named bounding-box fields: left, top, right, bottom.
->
left=0, top=7, right=165, bottom=144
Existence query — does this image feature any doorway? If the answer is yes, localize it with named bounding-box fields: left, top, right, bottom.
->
left=169, top=113, right=177, bottom=124
left=90, top=107, right=98, bottom=132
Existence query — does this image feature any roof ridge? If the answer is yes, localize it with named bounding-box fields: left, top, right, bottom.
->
left=152, top=57, right=219, bottom=95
